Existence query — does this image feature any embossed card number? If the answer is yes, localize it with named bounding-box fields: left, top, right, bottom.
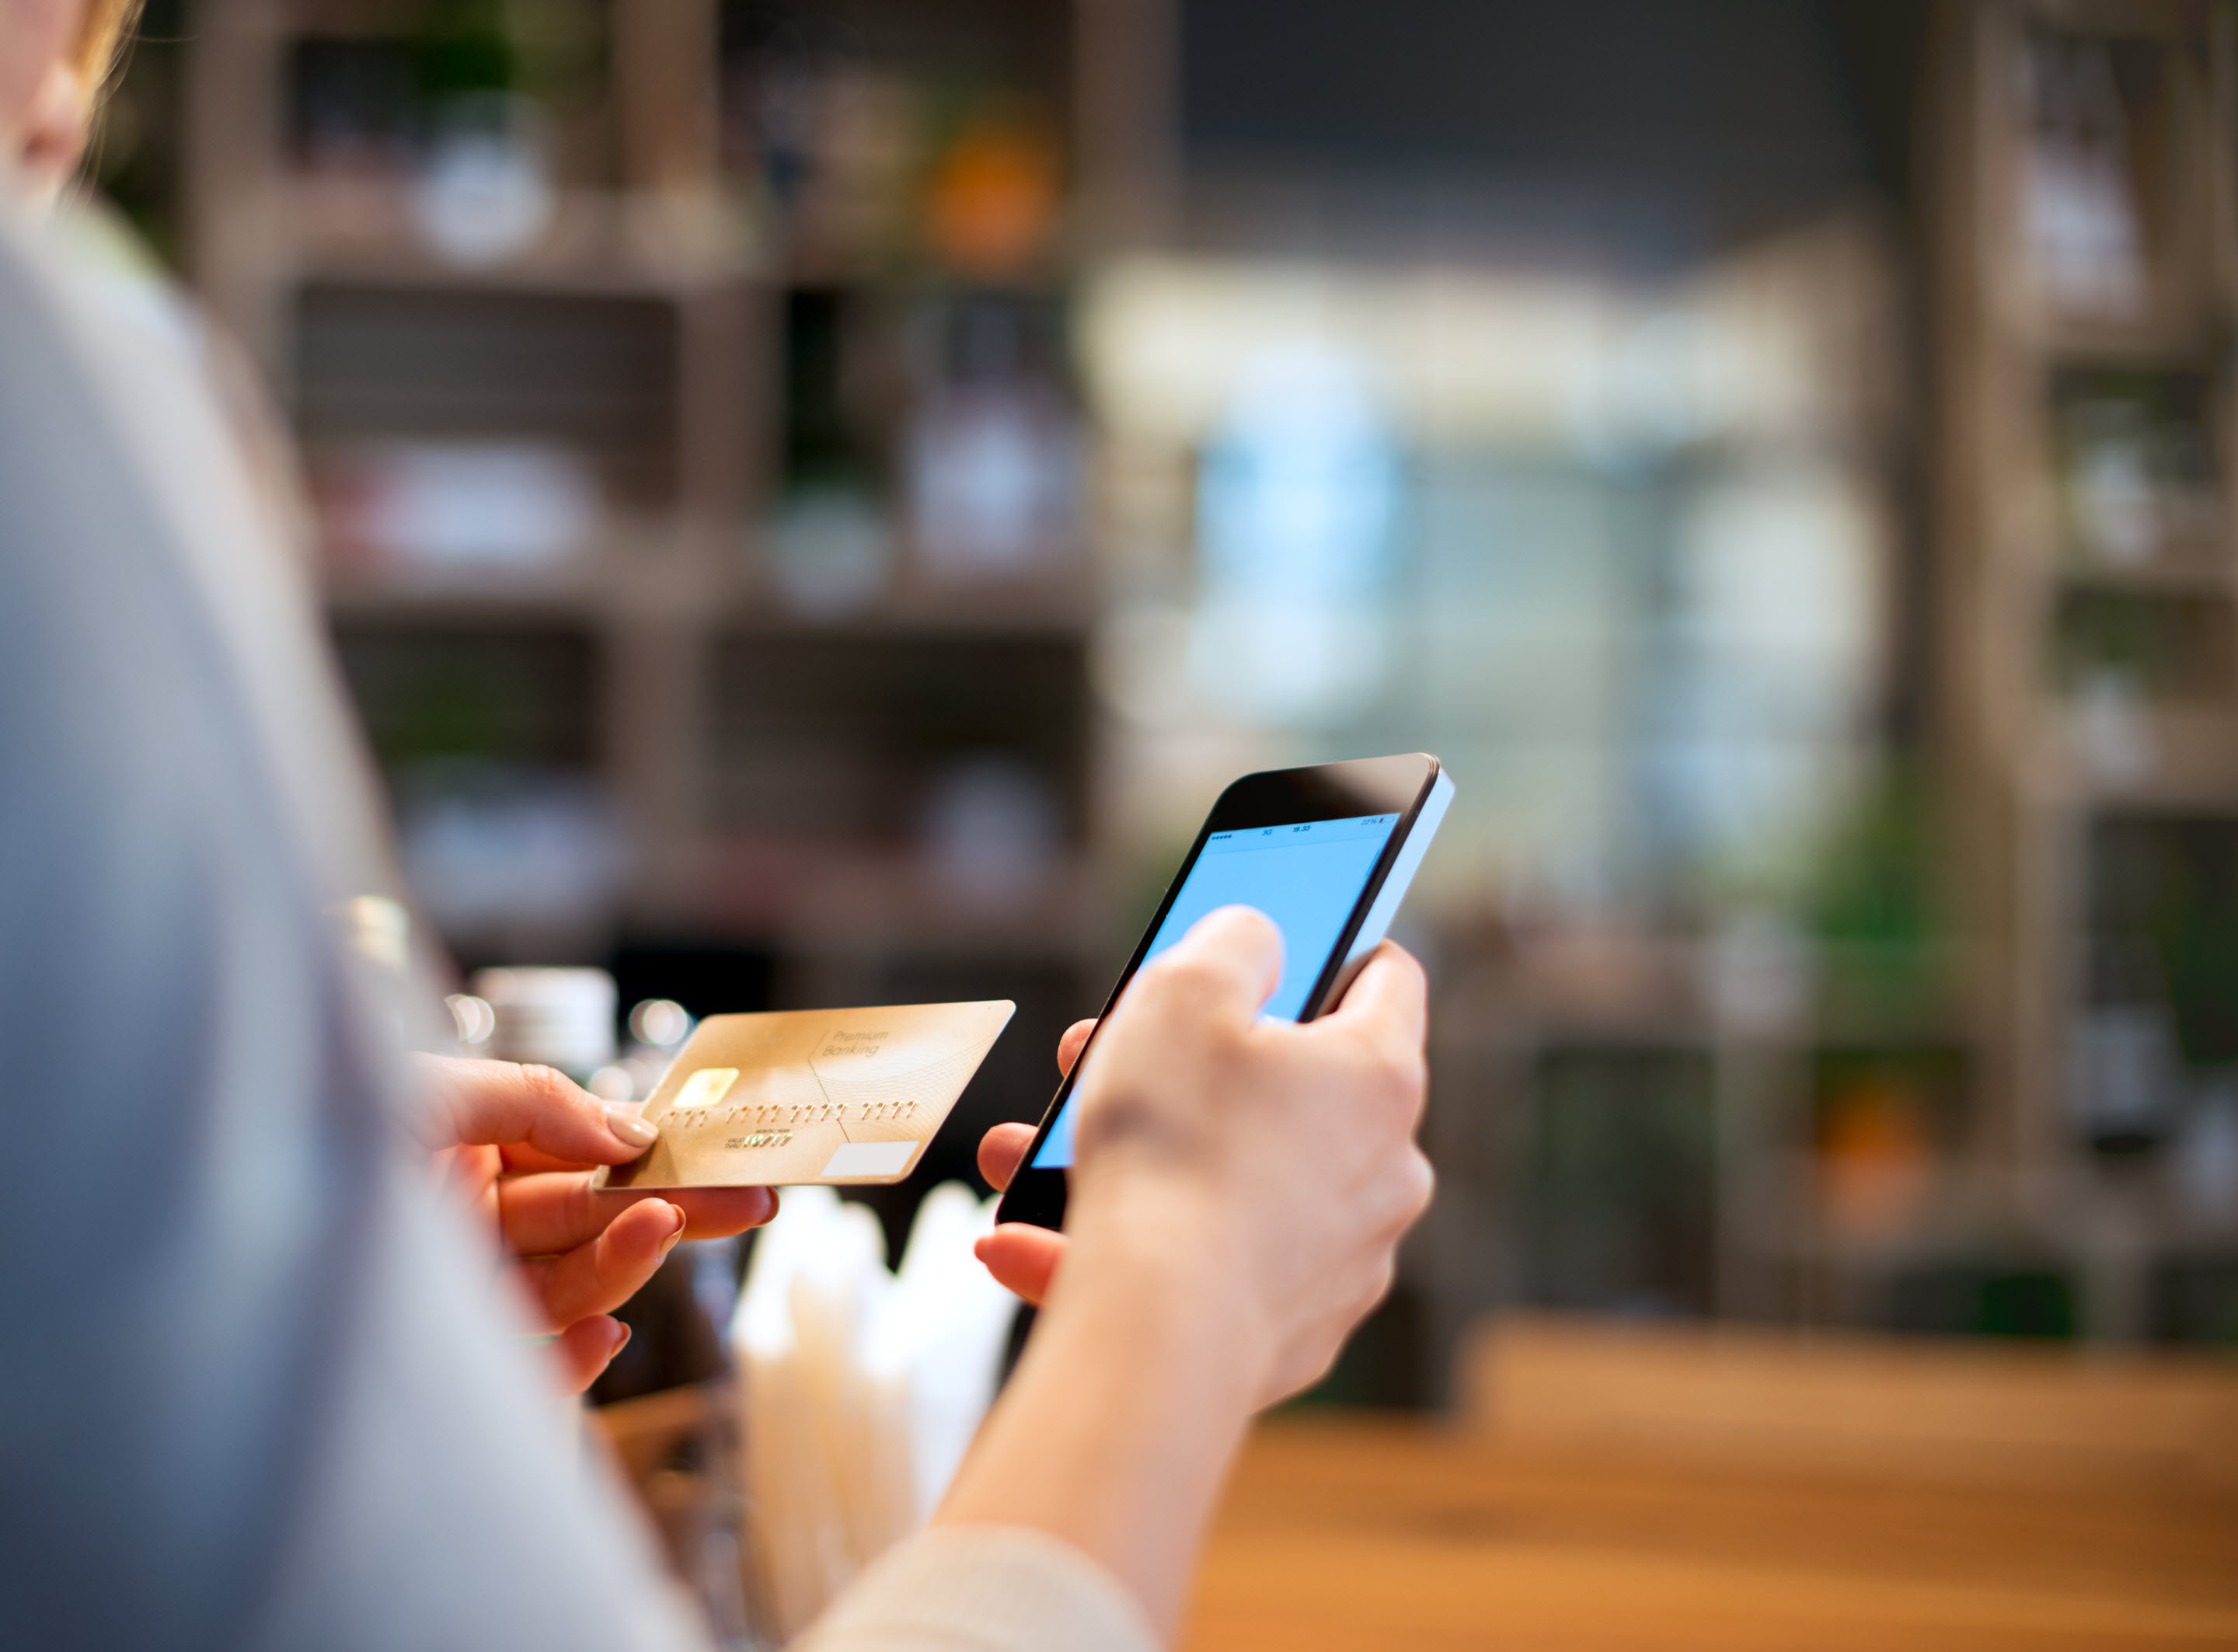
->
left=594, top=1000, right=1015, bottom=1190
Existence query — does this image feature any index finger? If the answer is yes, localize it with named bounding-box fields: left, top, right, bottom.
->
left=413, top=1055, right=655, bottom=1166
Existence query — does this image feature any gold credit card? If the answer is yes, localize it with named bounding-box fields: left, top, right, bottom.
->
left=594, top=1001, right=1015, bottom=1190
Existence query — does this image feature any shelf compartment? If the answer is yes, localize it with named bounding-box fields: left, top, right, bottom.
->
left=1512, top=1044, right=1717, bottom=1319
left=2017, top=19, right=2214, bottom=338
left=2048, top=584, right=2237, bottom=700
left=2084, top=811, right=2238, bottom=1068
left=293, top=282, right=682, bottom=507
left=2047, top=361, right=2226, bottom=575
left=705, top=629, right=1089, bottom=845
left=331, top=617, right=602, bottom=772
left=2045, top=586, right=2238, bottom=793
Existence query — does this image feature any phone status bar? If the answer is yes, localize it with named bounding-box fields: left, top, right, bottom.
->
left=1204, top=814, right=1397, bottom=853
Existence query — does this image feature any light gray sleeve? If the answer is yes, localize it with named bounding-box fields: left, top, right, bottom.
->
left=0, top=197, right=1149, bottom=1652
left=0, top=199, right=704, bottom=1652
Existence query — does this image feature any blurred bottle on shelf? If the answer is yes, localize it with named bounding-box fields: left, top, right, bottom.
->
left=730, top=33, right=1064, bottom=286
left=2070, top=1001, right=2180, bottom=1153
left=2176, top=1079, right=2238, bottom=1227
left=285, top=0, right=601, bottom=260
left=922, top=106, right=1062, bottom=280
left=905, top=381, right=1079, bottom=580
left=1818, top=1070, right=1936, bottom=1242
left=2056, top=373, right=2218, bottom=569
left=312, top=440, right=601, bottom=585
left=469, top=965, right=617, bottom=1081
left=2071, top=941, right=2180, bottom=1154
left=905, top=298, right=1080, bottom=584
left=769, top=482, right=895, bottom=616
left=918, top=754, right=1062, bottom=914
left=742, top=52, right=922, bottom=278
left=399, top=764, right=629, bottom=938
left=2052, top=584, right=2235, bottom=786
left=2065, top=399, right=2164, bottom=565
left=772, top=277, right=899, bottom=614
left=411, top=91, right=557, bottom=266
left=2069, top=667, right=2156, bottom=784
left=2021, top=33, right=2148, bottom=321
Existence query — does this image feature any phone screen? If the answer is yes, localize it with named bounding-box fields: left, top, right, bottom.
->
left=1030, top=810, right=1401, bottom=1169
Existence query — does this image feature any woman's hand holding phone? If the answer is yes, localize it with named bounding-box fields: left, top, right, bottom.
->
left=971, top=903, right=1434, bottom=1405
left=939, top=905, right=1431, bottom=1636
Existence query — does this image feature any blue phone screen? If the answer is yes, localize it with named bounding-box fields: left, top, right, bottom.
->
left=1031, top=812, right=1399, bottom=1169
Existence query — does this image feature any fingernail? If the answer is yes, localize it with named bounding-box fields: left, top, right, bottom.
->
left=659, top=1202, right=688, bottom=1253
left=605, top=1106, right=658, bottom=1148
left=609, top=1321, right=632, bottom=1359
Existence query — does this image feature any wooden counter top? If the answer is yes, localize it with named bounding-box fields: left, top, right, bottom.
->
left=1183, top=1417, right=2238, bottom=1650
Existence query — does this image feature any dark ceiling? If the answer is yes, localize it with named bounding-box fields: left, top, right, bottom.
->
left=1180, top=0, right=1930, bottom=266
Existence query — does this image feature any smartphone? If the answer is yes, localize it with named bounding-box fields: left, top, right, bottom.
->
left=995, top=751, right=1453, bottom=1231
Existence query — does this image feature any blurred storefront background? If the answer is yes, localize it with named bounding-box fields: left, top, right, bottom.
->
left=94, top=0, right=2238, bottom=1401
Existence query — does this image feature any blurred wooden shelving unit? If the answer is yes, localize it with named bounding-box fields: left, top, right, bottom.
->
left=1929, top=0, right=2238, bottom=1338
left=177, top=0, right=1110, bottom=1007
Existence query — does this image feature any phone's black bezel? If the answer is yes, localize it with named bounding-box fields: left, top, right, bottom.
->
left=995, top=752, right=1441, bottom=1232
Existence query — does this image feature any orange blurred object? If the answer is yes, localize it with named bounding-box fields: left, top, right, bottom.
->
left=923, top=113, right=1061, bottom=277
left=1818, top=1075, right=1935, bottom=1239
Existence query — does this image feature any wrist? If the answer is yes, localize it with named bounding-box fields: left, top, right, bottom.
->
left=940, top=1175, right=1265, bottom=1636
left=1052, top=1172, right=1272, bottom=1410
